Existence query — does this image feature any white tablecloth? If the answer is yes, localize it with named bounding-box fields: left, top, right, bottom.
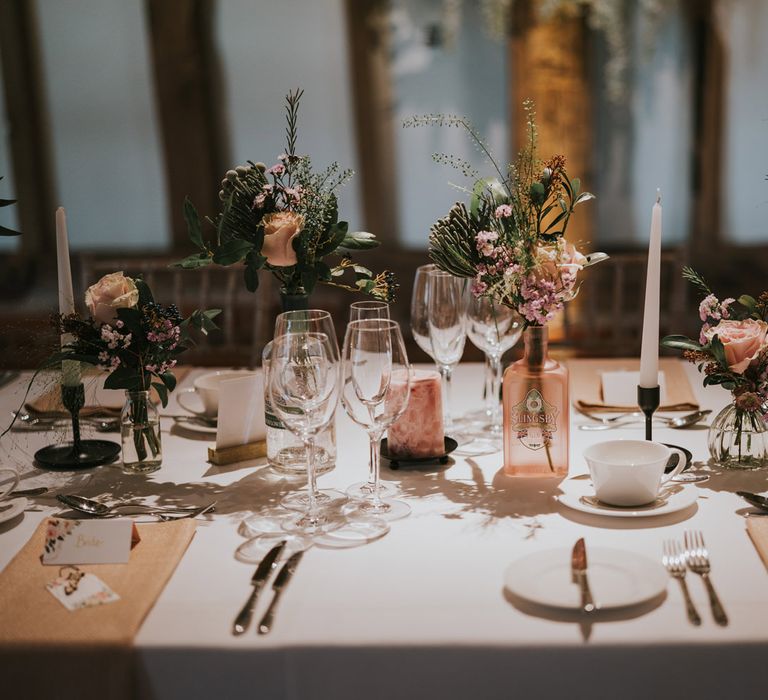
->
left=1, top=362, right=767, bottom=699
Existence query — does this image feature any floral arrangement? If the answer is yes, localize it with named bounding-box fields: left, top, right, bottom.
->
left=56, top=272, right=219, bottom=405
left=175, top=89, right=397, bottom=302
left=405, top=101, right=605, bottom=326
left=661, top=267, right=768, bottom=419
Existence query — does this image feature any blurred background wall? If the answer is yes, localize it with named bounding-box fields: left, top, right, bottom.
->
left=0, top=0, right=766, bottom=367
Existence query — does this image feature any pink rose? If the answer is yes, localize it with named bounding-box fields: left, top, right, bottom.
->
left=261, top=211, right=303, bottom=267
left=705, top=319, right=768, bottom=374
left=85, top=272, right=139, bottom=323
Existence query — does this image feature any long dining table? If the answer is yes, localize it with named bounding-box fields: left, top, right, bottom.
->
left=1, top=360, right=767, bottom=699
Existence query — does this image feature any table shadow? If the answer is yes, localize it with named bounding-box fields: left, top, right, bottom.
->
left=502, top=587, right=667, bottom=642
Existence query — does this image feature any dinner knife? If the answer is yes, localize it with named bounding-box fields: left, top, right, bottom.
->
left=257, top=550, right=304, bottom=635
left=232, top=540, right=287, bottom=636
left=571, top=538, right=596, bottom=613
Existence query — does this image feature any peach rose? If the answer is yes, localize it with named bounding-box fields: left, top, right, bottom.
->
left=85, top=272, right=139, bottom=323
left=705, top=319, right=768, bottom=374
left=261, top=211, right=303, bottom=267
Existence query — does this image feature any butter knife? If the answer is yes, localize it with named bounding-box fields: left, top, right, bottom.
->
left=258, top=550, right=304, bottom=635
left=571, top=537, right=596, bottom=613
left=232, top=540, right=287, bottom=636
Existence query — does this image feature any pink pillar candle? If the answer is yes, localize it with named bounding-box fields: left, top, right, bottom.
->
left=388, top=369, right=445, bottom=458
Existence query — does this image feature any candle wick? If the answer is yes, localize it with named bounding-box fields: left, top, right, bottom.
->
left=655, top=188, right=661, bottom=204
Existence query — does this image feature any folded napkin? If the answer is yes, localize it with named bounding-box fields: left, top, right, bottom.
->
left=567, top=358, right=698, bottom=412
left=747, top=518, right=768, bottom=571
left=0, top=518, right=195, bottom=699
left=27, top=366, right=192, bottom=416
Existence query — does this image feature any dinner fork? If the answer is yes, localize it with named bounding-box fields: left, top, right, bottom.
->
left=662, top=540, right=701, bottom=625
left=684, top=530, right=728, bottom=626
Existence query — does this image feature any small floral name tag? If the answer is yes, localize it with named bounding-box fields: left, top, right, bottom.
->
left=47, top=568, right=120, bottom=611
left=41, top=518, right=136, bottom=565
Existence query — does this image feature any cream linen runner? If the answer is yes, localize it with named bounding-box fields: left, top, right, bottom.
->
left=0, top=519, right=195, bottom=699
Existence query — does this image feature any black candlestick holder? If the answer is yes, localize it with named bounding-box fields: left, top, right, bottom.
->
left=637, top=385, right=661, bottom=441
left=34, top=383, right=121, bottom=469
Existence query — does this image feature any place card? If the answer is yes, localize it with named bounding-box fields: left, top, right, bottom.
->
left=46, top=569, right=120, bottom=611
left=601, top=370, right=667, bottom=407
left=41, top=518, right=137, bottom=565
left=216, top=372, right=267, bottom=450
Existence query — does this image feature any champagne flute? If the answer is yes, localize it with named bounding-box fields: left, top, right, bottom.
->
left=465, top=293, right=523, bottom=438
left=269, top=331, right=343, bottom=535
left=341, top=319, right=412, bottom=521
left=410, top=263, right=436, bottom=358
left=350, top=300, right=390, bottom=322
left=427, top=269, right=467, bottom=433
left=347, top=302, right=396, bottom=500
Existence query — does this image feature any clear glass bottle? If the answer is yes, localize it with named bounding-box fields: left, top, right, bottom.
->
left=121, top=390, right=162, bottom=474
left=502, top=326, right=569, bottom=476
left=708, top=401, right=768, bottom=470
left=263, top=340, right=336, bottom=476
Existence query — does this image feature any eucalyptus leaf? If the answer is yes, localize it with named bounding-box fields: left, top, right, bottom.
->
left=183, top=197, right=203, bottom=249
left=584, top=252, right=609, bottom=267
left=212, top=239, right=253, bottom=265
left=660, top=334, right=702, bottom=352
left=338, top=231, right=379, bottom=251
left=169, top=252, right=213, bottom=269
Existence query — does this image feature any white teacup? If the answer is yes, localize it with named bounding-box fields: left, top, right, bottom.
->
left=583, top=439, right=686, bottom=506
left=177, top=370, right=258, bottom=418
left=0, top=468, right=20, bottom=501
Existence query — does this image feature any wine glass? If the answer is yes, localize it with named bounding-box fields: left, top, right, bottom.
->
left=465, top=293, right=523, bottom=439
left=347, top=301, right=396, bottom=500
left=427, top=269, right=467, bottom=433
left=410, top=263, right=436, bottom=359
left=350, top=300, right=390, bottom=322
left=269, top=331, right=343, bottom=535
left=341, top=319, right=412, bottom=521
left=272, top=309, right=344, bottom=507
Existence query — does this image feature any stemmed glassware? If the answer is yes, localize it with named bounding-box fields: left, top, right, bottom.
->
left=341, top=319, right=412, bottom=521
left=268, top=331, right=343, bottom=535
left=410, top=263, right=436, bottom=359
left=426, top=269, right=467, bottom=433
left=465, top=293, right=523, bottom=440
left=346, top=302, right=396, bottom=500
left=271, top=309, right=344, bottom=508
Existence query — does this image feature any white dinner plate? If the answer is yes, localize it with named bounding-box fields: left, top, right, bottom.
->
left=504, top=546, right=667, bottom=610
left=0, top=497, right=27, bottom=524
left=556, top=478, right=698, bottom=518
left=171, top=416, right=217, bottom=435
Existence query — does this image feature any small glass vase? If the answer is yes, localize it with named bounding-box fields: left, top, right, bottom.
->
left=121, top=390, right=162, bottom=474
left=707, top=402, right=768, bottom=470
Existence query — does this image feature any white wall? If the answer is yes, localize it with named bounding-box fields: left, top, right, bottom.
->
left=216, top=0, right=362, bottom=231
left=721, top=0, right=768, bottom=244
left=391, top=1, right=508, bottom=249
left=35, top=0, right=169, bottom=250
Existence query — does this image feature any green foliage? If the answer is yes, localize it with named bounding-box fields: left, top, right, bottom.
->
left=681, top=266, right=712, bottom=297
left=429, top=202, right=483, bottom=279
left=660, top=334, right=703, bottom=352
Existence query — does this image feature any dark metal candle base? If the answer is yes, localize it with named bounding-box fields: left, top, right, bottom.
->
left=34, top=381, right=120, bottom=469
left=637, top=385, right=661, bottom=441
left=34, top=440, right=121, bottom=470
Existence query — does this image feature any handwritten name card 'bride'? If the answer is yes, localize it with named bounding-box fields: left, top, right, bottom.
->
left=41, top=518, right=136, bottom=565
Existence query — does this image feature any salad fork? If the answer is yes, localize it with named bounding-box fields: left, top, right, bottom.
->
left=662, top=540, right=701, bottom=625
left=684, top=530, right=728, bottom=626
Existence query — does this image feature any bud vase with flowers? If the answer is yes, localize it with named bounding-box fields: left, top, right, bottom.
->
left=662, top=268, right=768, bottom=469
left=16, top=272, right=220, bottom=473
left=410, top=101, right=607, bottom=475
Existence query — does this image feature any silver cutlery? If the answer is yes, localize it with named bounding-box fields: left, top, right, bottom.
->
left=12, top=411, right=120, bottom=432
left=157, top=502, right=216, bottom=521
left=662, top=540, right=701, bottom=625
left=571, top=538, right=596, bottom=613
left=233, top=540, right=287, bottom=636
left=737, top=491, right=768, bottom=513
left=578, top=409, right=711, bottom=431
left=57, top=494, right=213, bottom=518
left=258, top=550, right=304, bottom=635
left=10, top=487, right=49, bottom=498
left=684, top=530, right=728, bottom=626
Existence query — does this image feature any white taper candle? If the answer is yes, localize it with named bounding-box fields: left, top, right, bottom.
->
left=56, top=207, right=81, bottom=386
left=639, top=191, right=662, bottom=388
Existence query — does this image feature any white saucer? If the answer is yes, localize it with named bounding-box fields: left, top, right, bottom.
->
left=0, top=497, right=27, bottom=524
left=504, top=546, right=667, bottom=610
left=556, top=479, right=698, bottom=518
